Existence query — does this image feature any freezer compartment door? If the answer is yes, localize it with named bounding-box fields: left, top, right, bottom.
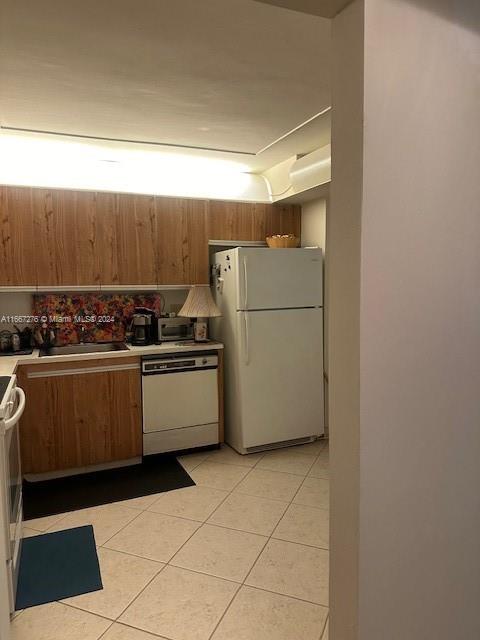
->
left=235, top=308, right=324, bottom=449
left=236, top=247, right=322, bottom=310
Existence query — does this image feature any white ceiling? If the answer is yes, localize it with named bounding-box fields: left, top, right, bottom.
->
left=0, top=0, right=331, bottom=172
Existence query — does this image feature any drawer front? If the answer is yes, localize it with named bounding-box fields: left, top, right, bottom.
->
left=142, top=369, right=218, bottom=433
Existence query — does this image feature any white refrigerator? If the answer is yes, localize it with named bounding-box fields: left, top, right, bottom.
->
left=211, top=247, right=324, bottom=454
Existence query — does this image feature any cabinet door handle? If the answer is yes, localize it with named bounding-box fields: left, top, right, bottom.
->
left=28, top=363, right=140, bottom=378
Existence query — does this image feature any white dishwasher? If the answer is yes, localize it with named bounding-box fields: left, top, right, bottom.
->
left=142, top=351, right=219, bottom=455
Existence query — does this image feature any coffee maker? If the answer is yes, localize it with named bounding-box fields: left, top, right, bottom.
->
left=130, top=307, right=157, bottom=345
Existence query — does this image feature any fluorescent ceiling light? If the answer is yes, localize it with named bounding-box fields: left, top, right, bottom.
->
left=0, top=132, right=270, bottom=202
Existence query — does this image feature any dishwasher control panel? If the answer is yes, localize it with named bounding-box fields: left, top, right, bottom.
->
left=142, top=351, right=218, bottom=375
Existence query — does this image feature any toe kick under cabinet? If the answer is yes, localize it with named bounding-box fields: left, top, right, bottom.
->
left=16, top=357, right=143, bottom=474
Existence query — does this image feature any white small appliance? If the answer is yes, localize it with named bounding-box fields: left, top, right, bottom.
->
left=212, top=247, right=324, bottom=454
left=142, top=352, right=219, bottom=454
left=0, top=375, right=26, bottom=639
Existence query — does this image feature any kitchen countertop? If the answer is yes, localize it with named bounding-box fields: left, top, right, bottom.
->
left=0, top=341, right=224, bottom=376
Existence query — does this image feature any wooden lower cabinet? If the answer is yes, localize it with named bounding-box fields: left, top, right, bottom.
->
left=17, top=357, right=142, bottom=474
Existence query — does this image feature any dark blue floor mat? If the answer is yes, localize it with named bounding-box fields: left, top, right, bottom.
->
left=15, top=525, right=102, bottom=610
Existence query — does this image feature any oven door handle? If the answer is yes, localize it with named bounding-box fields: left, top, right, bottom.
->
left=4, top=387, right=26, bottom=431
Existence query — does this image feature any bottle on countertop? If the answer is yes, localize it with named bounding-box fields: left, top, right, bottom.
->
left=11, top=333, right=20, bottom=352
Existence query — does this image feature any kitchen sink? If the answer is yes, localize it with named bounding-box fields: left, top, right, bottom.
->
left=39, top=342, right=129, bottom=357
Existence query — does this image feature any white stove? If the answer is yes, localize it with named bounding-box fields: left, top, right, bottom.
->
left=0, top=375, right=26, bottom=639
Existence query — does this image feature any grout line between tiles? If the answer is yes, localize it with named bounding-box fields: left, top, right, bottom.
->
left=60, top=562, right=169, bottom=625
left=60, top=600, right=121, bottom=623
left=238, top=583, right=330, bottom=610
left=114, top=562, right=168, bottom=621
left=93, top=506, right=147, bottom=547
left=176, top=452, right=292, bottom=639
left=20, top=443, right=329, bottom=639
left=204, top=445, right=329, bottom=639
left=206, top=502, right=291, bottom=537
left=105, top=618, right=179, bottom=640
left=270, top=534, right=329, bottom=552
left=104, top=504, right=225, bottom=623
left=24, top=501, right=146, bottom=537
left=318, top=613, right=329, bottom=640
left=96, top=619, right=116, bottom=640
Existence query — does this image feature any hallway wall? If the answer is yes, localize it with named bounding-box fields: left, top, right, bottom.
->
left=330, top=0, right=480, bottom=638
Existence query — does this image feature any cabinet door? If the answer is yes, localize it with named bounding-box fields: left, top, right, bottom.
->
left=207, top=201, right=301, bottom=242
left=207, top=200, right=261, bottom=241
left=116, top=194, right=157, bottom=285
left=73, top=366, right=142, bottom=465
left=31, top=188, right=101, bottom=287
left=18, top=358, right=142, bottom=474
left=17, top=367, right=77, bottom=473
left=0, top=186, right=36, bottom=286
left=265, top=204, right=302, bottom=237
left=95, top=192, right=120, bottom=286
left=74, top=191, right=100, bottom=286
left=156, top=197, right=208, bottom=285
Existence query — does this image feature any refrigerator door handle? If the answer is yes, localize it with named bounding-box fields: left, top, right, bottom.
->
left=243, top=313, right=250, bottom=365
left=243, top=257, right=248, bottom=310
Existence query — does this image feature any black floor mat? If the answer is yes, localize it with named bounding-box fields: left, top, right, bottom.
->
left=16, top=525, right=102, bottom=610
left=23, top=454, right=195, bottom=520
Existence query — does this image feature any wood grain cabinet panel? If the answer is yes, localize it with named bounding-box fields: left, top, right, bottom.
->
left=0, top=186, right=36, bottom=286
left=156, top=197, right=209, bottom=285
left=95, top=192, right=120, bottom=286
left=0, top=186, right=302, bottom=287
left=207, top=200, right=259, bottom=241
left=73, top=191, right=100, bottom=286
left=207, top=200, right=301, bottom=243
left=18, top=358, right=142, bottom=474
left=270, top=203, right=302, bottom=237
left=30, top=188, right=101, bottom=287
left=116, top=194, right=157, bottom=285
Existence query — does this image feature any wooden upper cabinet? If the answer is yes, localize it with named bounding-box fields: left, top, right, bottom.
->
left=74, top=191, right=100, bottom=286
left=33, top=188, right=100, bottom=287
left=207, top=200, right=301, bottom=242
left=0, top=186, right=36, bottom=286
left=95, top=192, right=119, bottom=286
left=95, top=193, right=158, bottom=286
left=268, top=203, right=302, bottom=237
left=115, top=194, right=157, bottom=285
left=207, top=200, right=261, bottom=241
left=0, top=186, right=301, bottom=287
left=156, top=197, right=209, bottom=285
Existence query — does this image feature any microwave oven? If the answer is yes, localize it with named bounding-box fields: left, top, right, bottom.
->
left=157, top=317, right=194, bottom=342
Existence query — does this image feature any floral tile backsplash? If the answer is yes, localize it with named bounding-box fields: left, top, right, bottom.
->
left=33, top=293, right=163, bottom=345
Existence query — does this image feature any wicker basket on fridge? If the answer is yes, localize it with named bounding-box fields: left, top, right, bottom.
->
left=266, top=234, right=300, bottom=248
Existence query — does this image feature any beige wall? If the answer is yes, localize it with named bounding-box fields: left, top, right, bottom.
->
left=301, top=198, right=327, bottom=249
left=359, top=1, right=480, bottom=637
left=329, top=0, right=364, bottom=637
left=330, top=0, right=480, bottom=638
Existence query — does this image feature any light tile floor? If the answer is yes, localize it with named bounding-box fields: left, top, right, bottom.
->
left=13, top=439, right=329, bottom=640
